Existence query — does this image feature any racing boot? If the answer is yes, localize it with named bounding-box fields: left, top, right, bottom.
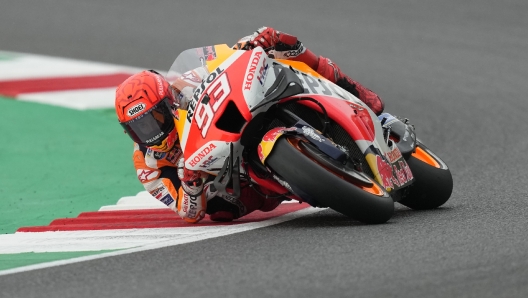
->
left=315, top=57, right=385, bottom=115
left=206, top=183, right=282, bottom=222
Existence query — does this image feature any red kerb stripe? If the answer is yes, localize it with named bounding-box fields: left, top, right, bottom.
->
left=16, top=203, right=310, bottom=232
left=0, top=73, right=132, bottom=97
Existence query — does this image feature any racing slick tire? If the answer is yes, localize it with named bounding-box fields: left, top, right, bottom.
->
left=398, top=142, right=453, bottom=210
left=265, top=136, right=394, bottom=224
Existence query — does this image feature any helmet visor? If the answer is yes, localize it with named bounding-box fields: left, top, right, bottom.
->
left=121, top=98, right=175, bottom=146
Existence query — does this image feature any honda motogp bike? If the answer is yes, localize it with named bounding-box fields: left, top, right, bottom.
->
left=169, top=44, right=453, bottom=224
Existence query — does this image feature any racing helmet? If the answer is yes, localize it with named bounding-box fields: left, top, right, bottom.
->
left=115, top=70, right=179, bottom=152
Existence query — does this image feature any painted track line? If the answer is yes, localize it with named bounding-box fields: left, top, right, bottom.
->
left=0, top=207, right=323, bottom=276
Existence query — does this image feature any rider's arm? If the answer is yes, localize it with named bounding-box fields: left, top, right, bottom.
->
left=132, top=144, right=207, bottom=223
left=133, top=144, right=180, bottom=211
left=234, top=27, right=385, bottom=115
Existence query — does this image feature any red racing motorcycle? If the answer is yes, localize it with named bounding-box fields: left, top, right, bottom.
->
left=169, top=44, right=453, bottom=224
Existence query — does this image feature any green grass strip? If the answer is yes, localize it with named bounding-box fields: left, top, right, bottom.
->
left=0, top=251, right=117, bottom=271
left=0, top=52, right=20, bottom=61
left=0, top=97, right=143, bottom=234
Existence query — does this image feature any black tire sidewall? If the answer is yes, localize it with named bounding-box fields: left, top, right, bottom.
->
left=399, top=145, right=453, bottom=210
left=266, top=137, right=394, bottom=224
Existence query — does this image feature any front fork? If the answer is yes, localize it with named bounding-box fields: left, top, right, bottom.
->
left=378, top=113, right=417, bottom=158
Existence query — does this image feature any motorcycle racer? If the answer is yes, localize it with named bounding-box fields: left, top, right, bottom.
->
left=116, top=70, right=282, bottom=223
left=115, top=27, right=386, bottom=223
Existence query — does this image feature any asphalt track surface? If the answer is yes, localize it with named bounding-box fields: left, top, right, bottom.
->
left=1, top=0, right=528, bottom=297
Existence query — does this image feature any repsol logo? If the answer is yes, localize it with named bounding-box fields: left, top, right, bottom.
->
left=187, top=196, right=198, bottom=218
left=182, top=194, right=198, bottom=217
left=127, top=103, right=146, bottom=117
left=187, top=66, right=224, bottom=123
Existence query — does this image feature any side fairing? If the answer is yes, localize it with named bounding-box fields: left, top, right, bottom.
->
left=276, top=60, right=414, bottom=191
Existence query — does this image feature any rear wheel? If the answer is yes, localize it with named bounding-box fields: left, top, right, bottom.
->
left=265, top=136, right=394, bottom=224
left=398, top=142, right=453, bottom=210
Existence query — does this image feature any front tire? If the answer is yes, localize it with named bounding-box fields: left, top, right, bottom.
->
left=265, top=137, right=394, bottom=224
left=398, top=143, right=453, bottom=210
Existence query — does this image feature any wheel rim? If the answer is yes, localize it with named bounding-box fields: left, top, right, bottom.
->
left=411, top=146, right=441, bottom=168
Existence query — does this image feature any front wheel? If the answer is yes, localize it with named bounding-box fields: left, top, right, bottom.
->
left=265, top=136, right=394, bottom=224
left=398, top=142, right=453, bottom=210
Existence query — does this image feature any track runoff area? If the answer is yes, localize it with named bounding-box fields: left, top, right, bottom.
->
left=0, top=51, right=321, bottom=275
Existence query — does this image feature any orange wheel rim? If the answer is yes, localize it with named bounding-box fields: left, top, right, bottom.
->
left=412, top=146, right=441, bottom=168
left=358, top=181, right=386, bottom=196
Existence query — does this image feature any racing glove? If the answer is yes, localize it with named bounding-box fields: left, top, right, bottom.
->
left=233, top=27, right=319, bottom=68
left=176, top=157, right=207, bottom=223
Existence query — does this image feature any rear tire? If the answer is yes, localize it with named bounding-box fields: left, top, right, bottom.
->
left=266, top=137, right=394, bottom=224
left=398, top=143, right=453, bottom=210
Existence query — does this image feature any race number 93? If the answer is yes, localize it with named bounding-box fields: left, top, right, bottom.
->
left=195, top=73, right=231, bottom=138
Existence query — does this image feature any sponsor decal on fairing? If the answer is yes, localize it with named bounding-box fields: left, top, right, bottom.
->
left=185, top=67, right=232, bottom=139
left=242, top=49, right=271, bottom=110
left=178, top=50, right=246, bottom=151
left=187, top=142, right=218, bottom=168
left=199, top=155, right=219, bottom=168
left=288, top=68, right=363, bottom=104
left=243, top=50, right=268, bottom=91
left=184, top=141, right=229, bottom=171
left=375, top=154, right=400, bottom=189
left=186, top=66, right=225, bottom=124
left=194, top=73, right=231, bottom=138
left=386, top=146, right=403, bottom=163
left=366, top=152, right=414, bottom=191
left=258, top=127, right=297, bottom=163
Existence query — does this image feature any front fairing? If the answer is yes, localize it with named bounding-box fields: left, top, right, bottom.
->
left=168, top=45, right=278, bottom=173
